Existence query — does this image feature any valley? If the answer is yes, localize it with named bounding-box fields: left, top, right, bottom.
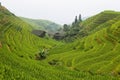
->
left=0, top=4, right=120, bottom=80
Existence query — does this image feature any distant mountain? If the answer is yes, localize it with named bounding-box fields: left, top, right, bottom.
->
left=20, top=17, right=62, bottom=33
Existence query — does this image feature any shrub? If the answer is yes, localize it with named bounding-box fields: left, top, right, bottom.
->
left=35, top=49, right=47, bottom=60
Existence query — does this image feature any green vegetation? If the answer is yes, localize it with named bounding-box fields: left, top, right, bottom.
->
left=63, top=11, right=120, bottom=42
left=63, top=14, right=83, bottom=42
left=20, top=17, right=62, bottom=33
left=0, top=5, right=120, bottom=80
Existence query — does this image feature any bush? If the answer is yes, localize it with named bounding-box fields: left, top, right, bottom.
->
left=35, top=49, right=47, bottom=60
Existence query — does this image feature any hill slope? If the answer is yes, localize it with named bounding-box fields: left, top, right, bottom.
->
left=80, top=10, right=120, bottom=34
left=0, top=5, right=120, bottom=80
left=20, top=17, right=61, bottom=33
left=0, top=5, right=68, bottom=80
left=47, top=11, right=120, bottom=77
left=63, top=10, right=120, bottom=41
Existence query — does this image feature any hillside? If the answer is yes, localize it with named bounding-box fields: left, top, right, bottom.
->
left=0, top=5, right=67, bottom=80
left=80, top=10, right=120, bottom=34
left=62, top=11, right=120, bottom=42
left=47, top=11, right=120, bottom=77
left=20, top=17, right=62, bottom=33
left=0, top=4, right=120, bottom=80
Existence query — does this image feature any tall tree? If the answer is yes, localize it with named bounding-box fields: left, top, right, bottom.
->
left=75, top=16, right=78, bottom=23
left=63, top=24, right=69, bottom=31
left=79, top=14, right=82, bottom=22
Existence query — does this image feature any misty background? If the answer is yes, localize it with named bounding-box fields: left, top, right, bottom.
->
left=0, top=0, right=120, bottom=24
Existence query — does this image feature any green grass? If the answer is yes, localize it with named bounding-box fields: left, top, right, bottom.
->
left=0, top=6, right=120, bottom=80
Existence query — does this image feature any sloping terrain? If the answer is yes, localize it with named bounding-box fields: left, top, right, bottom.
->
left=80, top=10, right=120, bottom=34
left=20, top=17, right=61, bottom=33
left=47, top=11, right=120, bottom=78
left=0, top=5, right=69, bottom=80
left=0, top=5, right=120, bottom=80
left=61, top=11, right=120, bottom=42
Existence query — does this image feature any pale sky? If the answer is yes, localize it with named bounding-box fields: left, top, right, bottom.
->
left=0, top=0, right=120, bottom=24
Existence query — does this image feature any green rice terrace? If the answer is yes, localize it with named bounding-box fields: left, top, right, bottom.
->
left=0, top=4, right=120, bottom=80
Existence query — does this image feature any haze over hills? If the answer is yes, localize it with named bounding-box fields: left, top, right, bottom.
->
left=20, top=17, right=61, bottom=33
left=1, top=0, right=120, bottom=24
left=0, top=3, right=120, bottom=80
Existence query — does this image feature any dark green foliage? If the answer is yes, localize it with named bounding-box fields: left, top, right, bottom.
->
left=63, top=24, right=70, bottom=32
left=63, top=14, right=83, bottom=42
left=79, top=14, right=82, bottom=21
left=75, top=16, right=78, bottom=23
left=39, top=49, right=47, bottom=59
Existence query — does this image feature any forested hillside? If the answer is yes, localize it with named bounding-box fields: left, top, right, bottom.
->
left=20, top=17, right=61, bottom=33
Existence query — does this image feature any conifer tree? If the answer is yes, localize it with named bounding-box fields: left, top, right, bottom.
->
left=75, top=16, right=78, bottom=23
left=79, top=14, right=82, bottom=22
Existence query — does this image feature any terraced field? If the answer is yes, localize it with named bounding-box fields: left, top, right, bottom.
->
left=0, top=5, right=120, bottom=80
left=46, top=11, right=120, bottom=79
left=48, top=24, right=120, bottom=74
